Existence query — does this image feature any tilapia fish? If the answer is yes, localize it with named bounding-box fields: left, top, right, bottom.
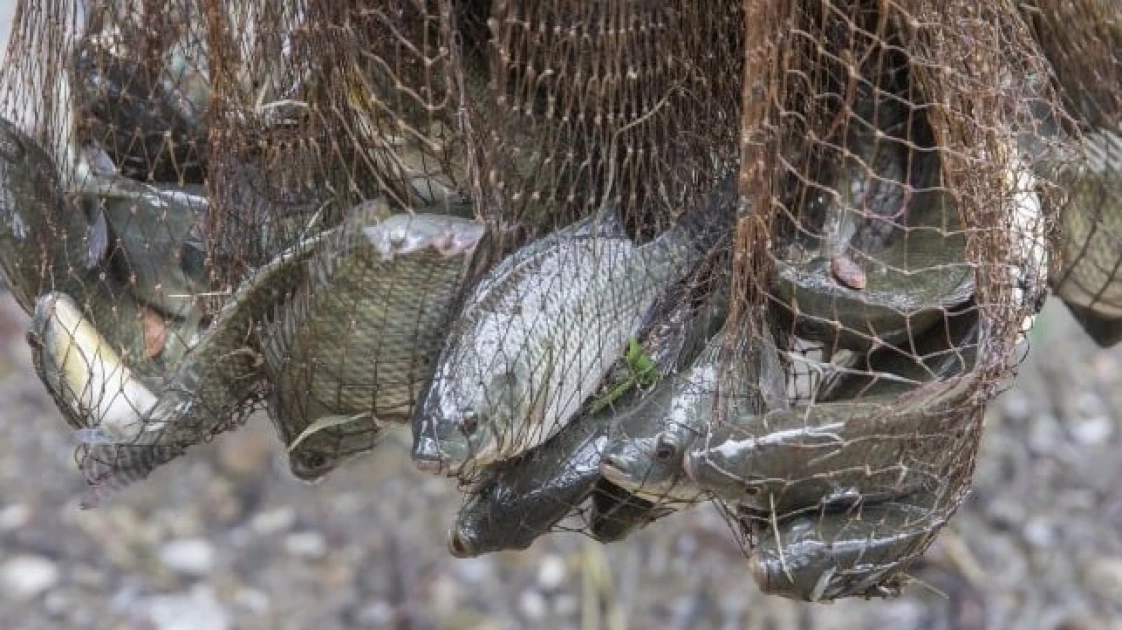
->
left=27, top=292, right=159, bottom=442
left=775, top=181, right=974, bottom=352
left=74, top=208, right=485, bottom=498
left=413, top=192, right=732, bottom=474
left=598, top=326, right=788, bottom=509
left=683, top=373, right=978, bottom=515
left=77, top=174, right=210, bottom=321
left=0, top=116, right=200, bottom=374
left=749, top=490, right=955, bottom=602
left=265, top=209, right=486, bottom=481
left=449, top=273, right=730, bottom=555
left=69, top=33, right=208, bottom=184
left=448, top=407, right=611, bottom=558
left=1043, top=126, right=1122, bottom=346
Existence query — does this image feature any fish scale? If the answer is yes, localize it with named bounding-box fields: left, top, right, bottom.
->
left=265, top=212, right=485, bottom=480
left=415, top=206, right=702, bottom=472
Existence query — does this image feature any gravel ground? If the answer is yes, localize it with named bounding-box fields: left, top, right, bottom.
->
left=0, top=291, right=1119, bottom=630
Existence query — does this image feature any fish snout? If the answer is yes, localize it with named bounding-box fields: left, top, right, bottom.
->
left=446, top=529, right=475, bottom=558
left=598, top=452, right=633, bottom=484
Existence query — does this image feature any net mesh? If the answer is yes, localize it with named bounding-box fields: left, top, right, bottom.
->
left=0, top=0, right=1097, bottom=602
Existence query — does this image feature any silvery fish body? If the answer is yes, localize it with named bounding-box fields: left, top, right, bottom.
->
left=413, top=206, right=703, bottom=473
left=749, top=490, right=953, bottom=602
left=76, top=174, right=210, bottom=321
left=819, top=97, right=916, bottom=290
left=27, top=292, right=160, bottom=442
left=683, top=374, right=977, bottom=514
left=0, top=116, right=200, bottom=374
left=599, top=326, right=788, bottom=508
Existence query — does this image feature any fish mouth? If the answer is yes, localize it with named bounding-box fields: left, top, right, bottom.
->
left=446, top=529, right=475, bottom=558
left=599, top=454, right=636, bottom=488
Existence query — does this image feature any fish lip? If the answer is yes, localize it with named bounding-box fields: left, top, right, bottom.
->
left=598, top=455, right=634, bottom=487
left=446, top=529, right=475, bottom=558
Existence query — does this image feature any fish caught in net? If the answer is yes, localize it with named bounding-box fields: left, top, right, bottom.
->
left=0, top=0, right=1102, bottom=603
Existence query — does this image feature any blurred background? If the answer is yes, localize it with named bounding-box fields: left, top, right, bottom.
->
left=0, top=4, right=1120, bottom=630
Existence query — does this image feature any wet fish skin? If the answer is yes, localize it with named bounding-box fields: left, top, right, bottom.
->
left=74, top=228, right=330, bottom=503
left=0, top=116, right=200, bottom=375
left=683, top=374, right=978, bottom=515
left=76, top=174, right=210, bottom=321
left=0, top=116, right=98, bottom=313
left=749, top=490, right=954, bottom=602
left=451, top=266, right=736, bottom=554
left=266, top=210, right=486, bottom=482
left=598, top=327, right=788, bottom=508
left=1042, top=127, right=1122, bottom=346
left=414, top=196, right=727, bottom=474
left=69, top=35, right=208, bottom=184
left=775, top=182, right=974, bottom=351
left=820, top=96, right=916, bottom=290
left=27, top=292, right=159, bottom=440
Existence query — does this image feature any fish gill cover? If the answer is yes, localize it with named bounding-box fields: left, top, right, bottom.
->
left=0, top=0, right=1113, bottom=602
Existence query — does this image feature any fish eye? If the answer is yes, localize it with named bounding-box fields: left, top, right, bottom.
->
left=654, top=435, right=677, bottom=462
left=301, top=452, right=328, bottom=471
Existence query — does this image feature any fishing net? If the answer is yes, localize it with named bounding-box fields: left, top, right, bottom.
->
left=0, top=0, right=1096, bottom=602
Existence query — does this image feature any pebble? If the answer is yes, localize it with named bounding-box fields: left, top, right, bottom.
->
left=1001, top=391, right=1032, bottom=424
left=250, top=507, right=297, bottom=536
left=353, top=601, right=395, bottom=627
left=0, top=503, right=30, bottom=530
left=518, top=588, right=548, bottom=621
left=284, top=531, right=328, bottom=559
left=0, top=554, right=60, bottom=601
left=159, top=538, right=217, bottom=577
left=234, top=588, right=271, bottom=615
left=454, top=557, right=494, bottom=584
left=139, top=585, right=231, bottom=630
left=537, top=555, right=566, bottom=591
left=1023, top=517, right=1057, bottom=548
left=1069, top=415, right=1114, bottom=446
left=1083, top=557, right=1122, bottom=600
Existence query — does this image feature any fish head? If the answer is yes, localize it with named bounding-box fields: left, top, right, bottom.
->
left=285, top=416, right=379, bottom=483
left=413, top=360, right=532, bottom=474
left=599, top=385, right=702, bottom=499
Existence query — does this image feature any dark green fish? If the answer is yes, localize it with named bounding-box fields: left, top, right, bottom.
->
left=1042, top=127, right=1122, bottom=346
left=818, top=90, right=919, bottom=291
left=775, top=179, right=974, bottom=352
left=69, top=34, right=208, bottom=184
left=265, top=208, right=486, bottom=481
left=683, top=374, right=978, bottom=515
left=749, top=490, right=955, bottom=602
left=75, top=208, right=486, bottom=500
left=77, top=174, right=210, bottom=321
left=449, top=269, right=733, bottom=556
left=0, top=116, right=200, bottom=376
left=598, top=327, right=788, bottom=509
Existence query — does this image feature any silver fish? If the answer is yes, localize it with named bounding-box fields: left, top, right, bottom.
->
left=76, top=173, right=210, bottom=321
left=27, top=292, right=160, bottom=443
left=413, top=199, right=724, bottom=474
left=775, top=183, right=974, bottom=352
left=819, top=95, right=917, bottom=291
left=682, top=374, right=978, bottom=515
left=748, top=490, right=955, bottom=602
left=598, top=326, right=788, bottom=508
